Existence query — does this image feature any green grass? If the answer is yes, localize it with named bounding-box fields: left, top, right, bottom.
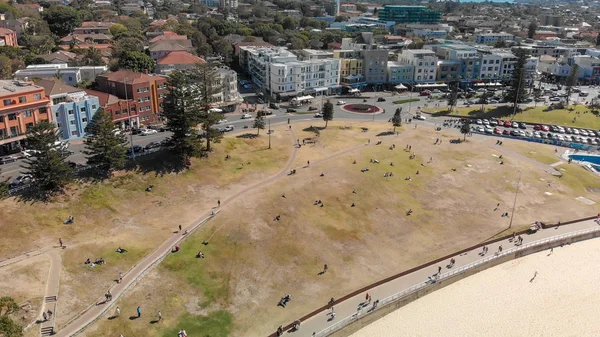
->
left=424, top=105, right=600, bottom=129
left=294, top=111, right=316, bottom=115
left=393, top=98, right=420, bottom=105
left=160, top=311, right=232, bottom=337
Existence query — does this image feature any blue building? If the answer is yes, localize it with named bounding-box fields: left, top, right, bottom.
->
left=37, top=79, right=100, bottom=141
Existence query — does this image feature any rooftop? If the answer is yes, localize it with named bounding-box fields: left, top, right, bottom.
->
left=36, top=79, right=82, bottom=97
left=0, top=80, right=44, bottom=96
left=99, top=70, right=166, bottom=84
left=83, top=89, right=120, bottom=106
left=157, top=51, right=205, bottom=65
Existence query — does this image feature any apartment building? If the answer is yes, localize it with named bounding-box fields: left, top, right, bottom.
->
left=475, top=33, right=514, bottom=45
left=399, top=49, right=438, bottom=83
left=435, top=45, right=481, bottom=85
left=514, top=44, right=578, bottom=59
left=334, top=50, right=364, bottom=86
left=215, top=66, right=243, bottom=111
left=269, top=58, right=340, bottom=98
left=37, top=79, right=100, bottom=141
left=387, top=62, right=414, bottom=84
left=495, top=52, right=517, bottom=81
left=96, top=70, right=168, bottom=125
left=14, top=64, right=108, bottom=86
left=239, top=46, right=297, bottom=90
left=0, top=80, right=52, bottom=155
left=0, top=28, right=17, bottom=47
left=156, top=51, right=206, bottom=75
left=73, top=22, right=113, bottom=35
left=339, top=36, right=389, bottom=85
left=479, top=54, right=503, bottom=80
left=378, top=6, right=441, bottom=25
left=436, top=60, right=460, bottom=82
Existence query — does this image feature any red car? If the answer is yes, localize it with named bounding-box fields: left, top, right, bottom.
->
left=503, top=121, right=512, bottom=127
left=503, top=129, right=510, bottom=135
left=420, top=90, right=431, bottom=96
left=494, top=127, right=502, bottom=134
left=533, top=125, right=542, bottom=130
left=541, top=125, right=550, bottom=131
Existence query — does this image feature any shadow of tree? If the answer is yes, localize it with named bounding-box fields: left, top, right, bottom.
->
left=376, top=131, right=395, bottom=137
left=235, top=133, right=258, bottom=139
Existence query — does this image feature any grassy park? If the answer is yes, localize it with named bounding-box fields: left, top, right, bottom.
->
left=393, top=98, right=420, bottom=105
left=424, top=105, right=600, bottom=129
left=79, top=123, right=600, bottom=337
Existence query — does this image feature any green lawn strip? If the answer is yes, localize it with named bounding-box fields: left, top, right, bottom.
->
left=393, top=98, right=420, bottom=104
left=423, top=105, right=600, bottom=129
left=160, top=311, right=233, bottom=337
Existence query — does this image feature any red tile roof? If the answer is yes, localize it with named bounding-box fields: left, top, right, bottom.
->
left=84, top=89, right=120, bottom=106
left=0, top=28, right=15, bottom=36
left=99, top=70, right=166, bottom=84
left=149, top=31, right=188, bottom=43
left=157, top=51, right=205, bottom=65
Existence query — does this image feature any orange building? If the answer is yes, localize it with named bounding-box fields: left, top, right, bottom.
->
left=0, top=80, right=52, bottom=154
left=0, top=28, right=17, bottom=47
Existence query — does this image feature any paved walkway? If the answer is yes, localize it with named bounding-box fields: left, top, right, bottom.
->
left=40, top=249, right=61, bottom=336
left=290, top=219, right=600, bottom=337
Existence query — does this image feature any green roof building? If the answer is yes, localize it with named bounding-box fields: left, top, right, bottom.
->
left=378, top=6, right=441, bottom=25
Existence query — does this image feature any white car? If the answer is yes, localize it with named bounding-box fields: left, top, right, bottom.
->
left=476, top=119, right=483, bottom=125
left=140, top=129, right=158, bottom=136
left=415, top=114, right=426, bottom=120
left=218, top=119, right=228, bottom=124
left=241, top=113, right=252, bottom=119
left=223, top=125, right=234, bottom=132
left=21, top=149, right=40, bottom=158
left=484, top=126, right=493, bottom=133
left=336, top=100, right=346, bottom=105
left=314, top=112, right=323, bottom=118
left=482, top=119, right=490, bottom=125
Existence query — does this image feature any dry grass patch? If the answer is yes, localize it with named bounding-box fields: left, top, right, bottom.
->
left=84, top=127, right=600, bottom=337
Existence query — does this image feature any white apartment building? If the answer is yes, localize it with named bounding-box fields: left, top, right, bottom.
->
left=399, top=50, right=438, bottom=83
left=387, top=62, right=414, bottom=84
left=495, top=52, right=517, bottom=80
left=516, top=44, right=578, bottom=59
left=215, top=66, right=243, bottom=110
left=219, top=0, right=237, bottom=8
left=269, top=58, right=341, bottom=97
left=475, top=33, right=514, bottom=45
left=240, top=46, right=297, bottom=90
left=480, top=54, right=502, bottom=80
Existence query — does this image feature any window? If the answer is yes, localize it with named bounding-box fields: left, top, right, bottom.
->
left=9, top=126, right=18, bottom=136
left=68, top=110, right=74, bottom=115
left=123, top=109, right=128, bottom=114
left=68, top=76, right=73, bottom=82
left=26, top=122, right=33, bottom=131
left=55, top=112, right=59, bottom=118
left=39, top=107, right=47, bottom=114
left=92, top=105, right=97, bottom=109
left=70, top=120, right=75, bottom=125
left=18, top=96, right=26, bottom=103
left=80, top=107, right=86, bottom=112
left=8, top=114, right=16, bottom=121
left=115, top=110, right=121, bottom=116
left=82, top=117, right=88, bottom=123
left=3, top=99, right=12, bottom=106
left=57, top=122, right=61, bottom=128
left=71, top=130, right=78, bottom=136
left=34, top=93, right=41, bottom=100
left=24, top=110, right=32, bottom=117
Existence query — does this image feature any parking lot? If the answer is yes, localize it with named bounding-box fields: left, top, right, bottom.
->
left=470, top=117, right=600, bottom=145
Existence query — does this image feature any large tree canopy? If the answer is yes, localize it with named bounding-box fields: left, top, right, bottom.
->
left=42, top=6, right=82, bottom=37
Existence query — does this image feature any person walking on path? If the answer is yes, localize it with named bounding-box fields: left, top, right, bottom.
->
left=438, top=266, right=442, bottom=274
left=178, top=225, right=182, bottom=232
left=217, top=200, right=221, bottom=207
left=365, top=293, right=369, bottom=303
left=59, top=238, right=63, bottom=248
left=115, top=306, right=120, bottom=317
left=118, top=272, right=123, bottom=283
left=323, top=264, right=328, bottom=273
left=43, top=312, right=48, bottom=321
left=157, top=311, right=162, bottom=321
left=136, top=306, right=141, bottom=318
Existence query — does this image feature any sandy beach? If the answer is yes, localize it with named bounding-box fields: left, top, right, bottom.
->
left=350, top=238, right=600, bottom=337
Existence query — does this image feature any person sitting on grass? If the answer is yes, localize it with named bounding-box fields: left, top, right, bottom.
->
left=196, top=251, right=205, bottom=258
left=116, top=247, right=128, bottom=253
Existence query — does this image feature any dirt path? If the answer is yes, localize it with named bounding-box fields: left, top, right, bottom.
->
left=490, top=143, right=562, bottom=176
left=39, top=249, right=61, bottom=336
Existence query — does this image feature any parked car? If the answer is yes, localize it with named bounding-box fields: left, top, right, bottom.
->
left=286, top=108, right=297, bottom=113
left=476, top=119, right=483, bottom=125
left=415, top=114, right=426, bottom=120
left=314, top=112, right=323, bottom=118
left=419, top=90, right=431, bottom=96
left=145, top=141, right=161, bottom=150
left=511, top=122, right=519, bottom=128
left=308, top=106, right=319, bottom=111
left=148, top=125, right=166, bottom=132
left=336, top=100, right=346, bottom=105
left=489, top=119, right=498, bottom=126
left=218, top=119, right=228, bottom=124
left=21, top=149, right=40, bottom=158
left=484, top=126, right=493, bottom=133
left=549, top=96, right=561, bottom=101
left=9, top=174, right=33, bottom=188
left=518, top=123, right=527, bottom=129
left=0, top=155, right=17, bottom=164
left=140, top=129, right=158, bottom=136
left=503, top=121, right=512, bottom=127
left=241, top=113, right=253, bottom=119
left=126, top=145, right=144, bottom=155
left=493, top=127, right=502, bottom=134
left=541, top=125, right=549, bottom=131
left=572, top=128, right=580, bottom=135
left=269, top=103, right=280, bottom=109
left=482, top=119, right=490, bottom=125
left=533, top=125, right=542, bottom=131
left=502, top=129, right=510, bottom=135
left=223, top=125, right=235, bottom=132
left=377, top=97, right=386, bottom=102
left=262, top=110, right=274, bottom=115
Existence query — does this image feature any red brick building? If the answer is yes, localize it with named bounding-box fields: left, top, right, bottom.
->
left=95, top=70, right=168, bottom=125
left=0, top=80, right=51, bottom=154
left=83, top=89, right=141, bottom=128
left=0, top=28, right=18, bottom=47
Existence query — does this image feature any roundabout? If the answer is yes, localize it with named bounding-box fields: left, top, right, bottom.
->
left=341, top=103, right=382, bottom=114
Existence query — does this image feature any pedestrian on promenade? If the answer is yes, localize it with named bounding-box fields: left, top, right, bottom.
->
left=307, top=160, right=310, bottom=166
left=115, top=306, right=120, bottom=317
left=136, top=306, right=141, bottom=318
left=157, top=311, right=162, bottom=321
left=47, top=310, right=52, bottom=319
left=217, top=200, right=221, bottom=207
left=179, top=225, right=182, bottom=232
left=118, top=272, right=123, bottom=283
left=59, top=238, right=63, bottom=248
left=323, top=264, right=328, bottom=273
left=438, top=266, right=442, bottom=274
left=365, top=293, right=369, bottom=302
left=42, top=312, right=47, bottom=321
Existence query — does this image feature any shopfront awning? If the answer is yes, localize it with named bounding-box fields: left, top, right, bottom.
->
left=348, top=88, right=361, bottom=93
left=415, top=83, right=448, bottom=88
left=395, top=84, right=408, bottom=90
left=315, top=87, right=328, bottom=92
left=343, top=74, right=364, bottom=80
left=279, top=91, right=297, bottom=97
left=291, top=95, right=314, bottom=102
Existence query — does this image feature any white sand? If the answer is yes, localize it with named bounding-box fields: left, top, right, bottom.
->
left=350, top=239, right=600, bottom=337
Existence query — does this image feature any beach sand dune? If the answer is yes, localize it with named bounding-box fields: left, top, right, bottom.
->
left=350, top=239, right=600, bottom=337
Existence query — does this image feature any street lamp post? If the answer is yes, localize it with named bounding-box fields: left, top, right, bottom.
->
left=509, top=170, right=522, bottom=229
left=268, top=118, right=271, bottom=150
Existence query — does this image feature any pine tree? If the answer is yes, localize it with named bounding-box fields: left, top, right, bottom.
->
left=23, top=121, right=74, bottom=194
left=527, top=22, right=537, bottom=39
left=253, top=111, right=265, bottom=135
left=163, top=71, right=204, bottom=163
left=322, top=100, right=334, bottom=128
left=392, top=107, right=402, bottom=132
left=447, top=87, right=458, bottom=112
left=505, top=49, right=529, bottom=106
left=564, top=63, right=579, bottom=106
left=83, top=108, right=129, bottom=173
left=193, top=63, right=224, bottom=152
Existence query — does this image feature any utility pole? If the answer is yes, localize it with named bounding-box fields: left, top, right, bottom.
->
left=268, top=118, right=271, bottom=150
left=509, top=170, right=522, bottom=229
left=124, top=77, right=135, bottom=160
